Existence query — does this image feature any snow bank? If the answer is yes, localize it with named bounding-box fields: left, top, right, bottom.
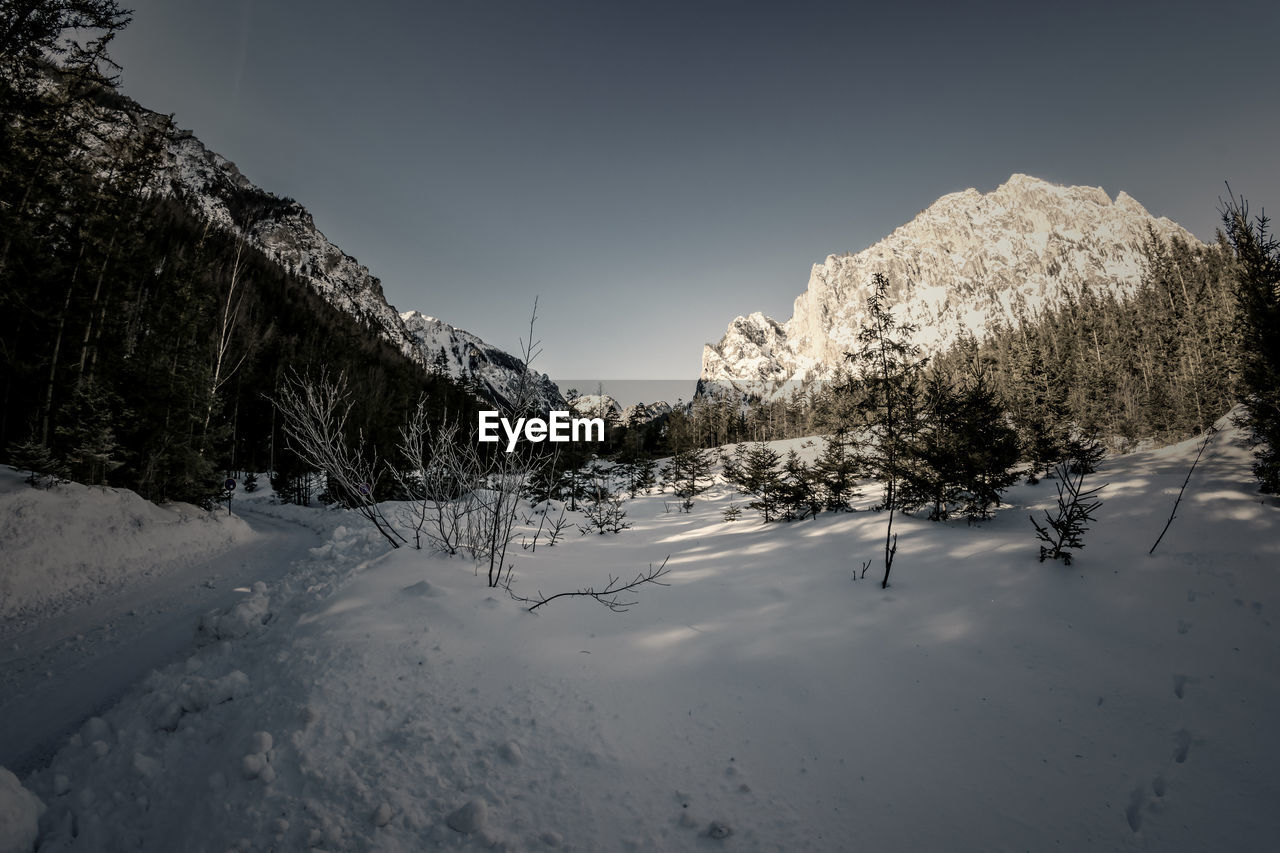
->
left=0, top=469, right=255, bottom=626
left=0, top=766, right=44, bottom=853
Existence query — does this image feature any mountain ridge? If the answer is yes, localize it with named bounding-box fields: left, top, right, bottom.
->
left=700, top=174, right=1200, bottom=396
left=129, top=107, right=562, bottom=410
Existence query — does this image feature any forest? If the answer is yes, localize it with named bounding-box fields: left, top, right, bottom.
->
left=3, top=2, right=1278, bottom=523
left=0, top=3, right=481, bottom=506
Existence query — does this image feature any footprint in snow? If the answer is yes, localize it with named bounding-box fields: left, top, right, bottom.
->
left=1172, top=729, right=1192, bottom=764
left=1177, top=619, right=1192, bottom=635
left=1172, top=674, right=1196, bottom=699
left=1125, top=786, right=1144, bottom=832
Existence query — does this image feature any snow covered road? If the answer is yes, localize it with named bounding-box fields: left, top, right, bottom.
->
left=0, top=505, right=323, bottom=776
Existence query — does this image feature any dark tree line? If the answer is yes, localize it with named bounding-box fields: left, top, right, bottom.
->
left=1, top=3, right=482, bottom=505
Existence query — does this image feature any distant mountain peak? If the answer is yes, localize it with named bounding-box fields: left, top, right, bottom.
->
left=701, top=175, right=1199, bottom=396
left=400, top=312, right=564, bottom=410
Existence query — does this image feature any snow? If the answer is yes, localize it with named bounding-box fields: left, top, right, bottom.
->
left=0, top=469, right=256, bottom=627
left=3, top=422, right=1279, bottom=850
left=0, top=480, right=332, bottom=775
left=0, top=767, right=44, bottom=853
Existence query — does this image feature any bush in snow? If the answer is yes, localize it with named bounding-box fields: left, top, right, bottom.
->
left=1030, top=459, right=1105, bottom=565
left=273, top=368, right=404, bottom=548
left=578, top=464, right=630, bottom=535
left=5, top=438, right=67, bottom=488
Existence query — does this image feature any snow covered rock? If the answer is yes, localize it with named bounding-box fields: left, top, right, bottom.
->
left=0, top=766, right=45, bottom=853
left=197, top=583, right=272, bottom=642
left=497, top=740, right=524, bottom=765
left=401, top=311, right=564, bottom=411
left=446, top=798, right=487, bottom=834
left=240, top=753, right=266, bottom=780
left=700, top=174, right=1200, bottom=397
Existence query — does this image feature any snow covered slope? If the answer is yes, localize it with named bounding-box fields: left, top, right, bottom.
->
left=702, top=174, right=1199, bottom=395
left=13, top=419, right=1280, bottom=851
left=401, top=312, right=564, bottom=411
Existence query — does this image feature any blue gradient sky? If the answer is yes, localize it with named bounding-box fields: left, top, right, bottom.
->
left=110, top=0, right=1279, bottom=395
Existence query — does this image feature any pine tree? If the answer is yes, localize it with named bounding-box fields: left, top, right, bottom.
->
left=1222, top=194, right=1280, bottom=492
left=849, top=273, right=926, bottom=587
left=54, top=376, right=123, bottom=484
left=5, top=437, right=64, bottom=486
left=1031, top=460, right=1105, bottom=565
left=899, top=367, right=963, bottom=520
left=665, top=447, right=714, bottom=510
left=812, top=428, right=860, bottom=511
left=782, top=450, right=822, bottom=521
left=951, top=368, right=1021, bottom=520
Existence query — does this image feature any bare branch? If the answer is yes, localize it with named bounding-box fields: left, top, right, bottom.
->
left=1149, top=424, right=1219, bottom=555
left=508, top=557, right=672, bottom=612
left=273, top=368, right=404, bottom=548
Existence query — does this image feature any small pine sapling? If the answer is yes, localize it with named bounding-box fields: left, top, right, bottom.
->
left=6, top=438, right=66, bottom=487
left=578, top=468, right=631, bottom=535
left=1030, top=459, right=1105, bottom=565
left=1064, top=432, right=1106, bottom=474
left=722, top=502, right=742, bottom=522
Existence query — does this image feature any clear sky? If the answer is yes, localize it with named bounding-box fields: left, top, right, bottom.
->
left=109, top=0, right=1279, bottom=395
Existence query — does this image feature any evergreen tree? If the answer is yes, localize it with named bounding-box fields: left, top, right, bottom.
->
left=1222, top=194, right=1280, bottom=492
left=950, top=368, right=1021, bottom=520
left=665, top=447, right=714, bottom=509
left=812, top=429, right=860, bottom=511
left=781, top=450, right=822, bottom=521
left=849, top=273, right=926, bottom=587
left=899, top=367, right=963, bottom=521
left=54, top=376, right=123, bottom=484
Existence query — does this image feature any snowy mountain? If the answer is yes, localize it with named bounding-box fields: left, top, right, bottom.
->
left=701, top=174, right=1200, bottom=396
left=153, top=123, right=419, bottom=362
left=401, top=312, right=564, bottom=411
left=105, top=104, right=554, bottom=410
left=569, top=394, right=623, bottom=419
left=621, top=400, right=674, bottom=425
left=569, top=395, right=674, bottom=426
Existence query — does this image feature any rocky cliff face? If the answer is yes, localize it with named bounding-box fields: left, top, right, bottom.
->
left=156, top=123, right=418, bottom=362
left=701, top=174, right=1200, bottom=396
left=401, top=312, right=563, bottom=411
left=115, top=105, right=556, bottom=409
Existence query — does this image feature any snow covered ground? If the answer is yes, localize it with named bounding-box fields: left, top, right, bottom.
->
left=0, top=480, right=332, bottom=776
left=0, top=469, right=256, bottom=627
left=3, top=423, right=1279, bottom=852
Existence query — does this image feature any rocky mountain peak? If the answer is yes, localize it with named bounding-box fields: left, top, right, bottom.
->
left=701, top=174, right=1200, bottom=396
